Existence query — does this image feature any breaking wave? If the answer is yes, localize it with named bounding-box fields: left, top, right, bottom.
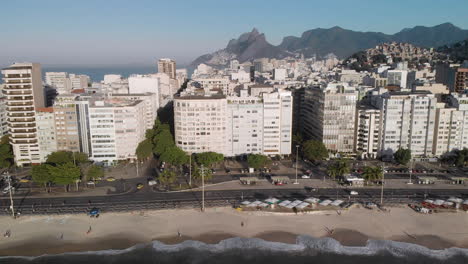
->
left=2, top=236, right=468, bottom=264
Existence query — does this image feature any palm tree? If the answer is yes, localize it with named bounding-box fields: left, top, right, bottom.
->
left=362, top=166, right=383, bottom=184
left=327, top=159, right=350, bottom=182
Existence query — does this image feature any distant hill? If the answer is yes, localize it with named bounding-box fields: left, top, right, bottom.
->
left=191, top=23, right=468, bottom=68
left=436, top=38, right=468, bottom=63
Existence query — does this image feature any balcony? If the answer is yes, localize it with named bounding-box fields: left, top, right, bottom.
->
left=7, top=112, right=35, bottom=118
left=2, top=84, right=32, bottom=89
left=3, top=90, right=32, bottom=96
left=7, top=117, right=36, bottom=123
left=11, top=128, right=36, bottom=134
left=10, top=123, right=36, bottom=128
left=12, top=139, right=38, bottom=144
left=7, top=102, right=33, bottom=107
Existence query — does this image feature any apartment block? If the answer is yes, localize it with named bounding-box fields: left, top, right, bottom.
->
left=2, top=63, right=44, bottom=166
left=158, top=58, right=176, bottom=79
left=0, top=97, right=8, bottom=136
left=355, top=106, right=382, bottom=159
left=433, top=94, right=468, bottom=156
left=377, top=91, right=436, bottom=157
left=36, top=107, right=57, bottom=162
left=53, top=94, right=80, bottom=152
left=302, top=83, right=358, bottom=153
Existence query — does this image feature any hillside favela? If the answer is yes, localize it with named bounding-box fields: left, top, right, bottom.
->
left=1, top=1, right=468, bottom=263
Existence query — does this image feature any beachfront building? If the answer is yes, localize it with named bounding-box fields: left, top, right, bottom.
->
left=302, top=83, right=358, bottom=154
left=433, top=94, right=468, bottom=156
left=2, top=63, right=45, bottom=166
left=108, top=93, right=158, bottom=130
left=36, top=107, right=57, bottom=162
left=174, top=89, right=293, bottom=156
left=69, top=74, right=89, bottom=90
left=376, top=91, right=437, bottom=157
left=0, top=96, right=8, bottom=136
left=355, top=106, right=382, bottom=159
left=87, top=98, right=146, bottom=164
left=53, top=94, right=81, bottom=152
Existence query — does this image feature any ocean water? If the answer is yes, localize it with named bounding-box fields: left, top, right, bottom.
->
left=42, top=65, right=157, bottom=82
left=2, top=236, right=468, bottom=264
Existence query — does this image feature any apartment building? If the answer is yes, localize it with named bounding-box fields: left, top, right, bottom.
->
left=2, top=63, right=44, bottom=166
left=433, top=94, right=468, bottom=156
left=36, top=107, right=57, bottom=161
left=88, top=99, right=146, bottom=163
left=108, top=93, right=158, bottom=130
left=174, top=89, right=293, bottom=156
left=174, top=94, right=227, bottom=154
left=0, top=97, right=8, bottom=136
left=158, top=58, right=176, bottom=79
left=376, top=91, right=436, bottom=157
left=302, top=83, right=358, bottom=153
left=192, top=76, right=233, bottom=95
left=45, top=72, right=70, bottom=94
left=69, top=74, right=89, bottom=90
left=355, top=106, right=382, bottom=159
left=53, top=94, right=80, bottom=152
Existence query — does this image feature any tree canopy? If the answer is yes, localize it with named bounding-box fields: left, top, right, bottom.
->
left=136, top=139, right=153, bottom=161
left=0, top=136, right=13, bottom=168
left=362, top=166, right=383, bottom=183
left=394, top=148, right=411, bottom=165
left=31, top=164, right=53, bottom=190
left=46, top=151, right=89, bottom=165
left=158, top=170, right=177, bottom=187
left=327, top=159, right=350, bottom=180
left=87, top=165, right=104, bottom=181
left=47, top=162, right=81, bottom=191
left=194, top=152, right=224, bottom=167
left=247, top=154, right=270, bottom=169
left=302, top=140, right=328, bottom=162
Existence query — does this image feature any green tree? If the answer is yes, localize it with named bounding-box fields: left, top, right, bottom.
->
left=327, top=159, right=350, bottom=181
left=46, top=151, right=88, bottom=165
left=32, top=164, right=53, bottom=192
left=302, top=140, right=328, bottom=162
left=394, top=148, right=411, bottom=165
left=0, top=140, right=13, bottom=168
left=136, top=139, right=153, bottom=160
left=362, top=166, right=383, bottom=184
left=153, top=129, right=175, bottom=155
left=194, top=152, right=224, bottom=167
left=247, top=154, right=270, bottom=169
left=0, top=135, right=9, bottom=145
left=87, top=165, right=104, bottom=181
left=158, top=170, right=176, bottom=188
left=192, top=164, right=213, bottom=182
left=48, top=163, right=81, bottom=192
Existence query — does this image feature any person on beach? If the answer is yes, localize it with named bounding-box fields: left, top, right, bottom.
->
left=241, top=221, right=244, bottom=227
left=178, top=230, right=182, bottom=237
left=87, top=226, right=92, bottom=234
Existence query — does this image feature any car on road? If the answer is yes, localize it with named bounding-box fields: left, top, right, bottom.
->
left=136, top=183, right=144, bottom=189
left=87, top=181, right=95, bottom=185
left=301, top=175, right=310, bottom=179
left=148, top=180, right=157, bottom=186
left=19, top=176, right=32, bottom=183
left=350, top=191, right=358, bottom=195
left=106, top=177, right=116, bottom=182
left=225, top=169, right=231, bottom=173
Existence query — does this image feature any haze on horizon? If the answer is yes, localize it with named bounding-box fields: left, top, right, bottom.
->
left=1, top=0, right=467, bottom=67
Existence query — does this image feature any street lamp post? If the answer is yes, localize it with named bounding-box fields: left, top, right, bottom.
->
left=3, top=172, right=15, bottom=218
left=294, top=145, right=299, bottom=184
left=189, top=153, right=192, bottom=187
left=380, top=162, right=385, bottom=206
left=201, top=165, right=205, bottom=212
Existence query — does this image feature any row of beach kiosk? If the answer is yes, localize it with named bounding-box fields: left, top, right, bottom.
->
left=240, top=197, right=348, bottom=211
left=421, top=197, right=468, bottom=210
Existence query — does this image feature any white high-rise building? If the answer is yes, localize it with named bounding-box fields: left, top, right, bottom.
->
left=376, top=91, right=436, bottom=157
left=36, top=107, right=57, bottom=162
left=45, top=72, right=71, bottom=94
left=273, top=68, right=287, bottom=81
left=88, top=99, right=146, bottom=164
left=355, top=106, right=382, bottom=159
left=69, top=74, right=89, bottom=90
left=103, top=74, right=122, bottom=85
left=158, top=58, right=176, bottom=79
left=433, top=94, right=468, bottom=156
left=0, top=96, right=8, bottom=137
left=386, top=70, right=408, bottom=89
left=174, top=89, right=293, bottom=156
left=303, top=83, right=358, bottom=153
left=2, top=63, right=45, bottom=166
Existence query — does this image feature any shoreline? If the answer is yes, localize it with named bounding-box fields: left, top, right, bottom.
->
left=0, top=207, right=467, bottom=256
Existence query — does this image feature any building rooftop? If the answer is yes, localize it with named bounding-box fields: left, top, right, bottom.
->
left=174, top=94, right=226, bottom=100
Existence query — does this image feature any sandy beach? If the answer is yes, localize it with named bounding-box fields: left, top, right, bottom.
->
left=0, top=206, right=467, bottom=256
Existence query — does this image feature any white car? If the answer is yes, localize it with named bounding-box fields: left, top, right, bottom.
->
left=301, top=175, right=310, bottom=179
left=350, top=191, right=358, bottom=195
left=148, top=180, right=157, bottom=186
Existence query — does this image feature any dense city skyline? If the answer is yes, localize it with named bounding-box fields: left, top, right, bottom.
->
left=1, top=0, right=468, bottom=66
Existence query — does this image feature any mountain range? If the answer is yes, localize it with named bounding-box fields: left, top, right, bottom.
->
left=191, top=23, right=468, bottom=68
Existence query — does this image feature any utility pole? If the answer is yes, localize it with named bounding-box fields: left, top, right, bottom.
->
left=136, top=160, right=139, bottom=178
left=380, top=162, right=385, bottom=206
left=189, top=153, right=192, bottom=187
left=4, top=173, right=15, bottom=218
left=201, top=165, right=205, bottom=212
left=408, top=160, right=413, bottom=184
left=294, top=145, right=299, bottom=184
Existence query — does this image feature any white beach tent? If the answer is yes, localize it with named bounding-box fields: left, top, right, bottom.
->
left=305, top=197, right=320, bottom=204
left=319, top=200, right=332, bottom=206
left=279, top=200, right=292, bottom=207
left=331, top=200, right=344, bottom=207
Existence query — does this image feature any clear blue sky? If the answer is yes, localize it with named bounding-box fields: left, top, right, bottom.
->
left=1, top=0, right=467, bottom=66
